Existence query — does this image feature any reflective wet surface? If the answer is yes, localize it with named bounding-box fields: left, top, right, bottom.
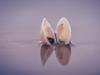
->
left=40, top=44, right=71, bottom=65
left=0, top=0, right=100, bottom=75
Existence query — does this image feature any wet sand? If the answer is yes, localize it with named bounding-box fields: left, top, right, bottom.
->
left=0, top=0, right=100, bottom=75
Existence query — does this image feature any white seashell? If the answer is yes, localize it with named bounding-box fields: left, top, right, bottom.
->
left=56, top=17, right=71, bottom=44
left=40, top=18, right=55, bottom=45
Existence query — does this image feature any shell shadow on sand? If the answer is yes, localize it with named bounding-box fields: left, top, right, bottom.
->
left=40, top=44, right=71, bottom=66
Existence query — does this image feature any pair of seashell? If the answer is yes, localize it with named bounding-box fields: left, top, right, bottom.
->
left=40, top=17, right=72, bottom=65
left=40, top=17, right=71, bottom=46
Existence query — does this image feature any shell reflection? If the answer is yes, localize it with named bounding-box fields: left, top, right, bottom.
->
left=40, top=44, right=71, bottom=66
left=40, top=44, right=53, bottom=65
left=55, top=44, right=71, bottom=65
